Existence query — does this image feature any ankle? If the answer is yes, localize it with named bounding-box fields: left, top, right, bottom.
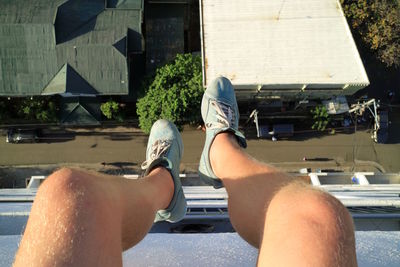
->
left=147, top=167, right=174, bottom=209
left=210, top=132, right=240, bottom=177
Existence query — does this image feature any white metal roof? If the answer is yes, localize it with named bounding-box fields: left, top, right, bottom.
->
left=200, top=0, right=370, bottom=91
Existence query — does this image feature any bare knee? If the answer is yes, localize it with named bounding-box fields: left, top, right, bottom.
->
left=39, top=168, right=88, bottom=198
left=264, top=184, right=356, bottom=265
left=34, top=167, right=104, bottom=214
left=17, top=170, right=122, bottom=266
left=270, top=184, right=354, bottom=235
left=42, top=167, right=85, bottom=189
left=31, top=168, right=121, bottom=238
left=304, top=192, right=354, bottom=247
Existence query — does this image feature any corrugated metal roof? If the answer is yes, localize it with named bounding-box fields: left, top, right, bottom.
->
left=147, top=0, right=188, bottom=4
left=42, top=64, right=68, bottom=95
left=0, top=23, right=58, bottom=95
left=0, top=0, right=64, bottom=24
left=145, top=4, right=185, bottom=72
left=61, top=104, right=100, bottom=125
left=60, top=97, right=101, bottom=125
left=106, top=0, right=143, bottom=9
left=55, top=0, right=105, bottom=44
left=200, top=0, right=370, bottom=95
left=0, top=0, right=142, bottom=96
left=59, top=9, right=141, bottom=46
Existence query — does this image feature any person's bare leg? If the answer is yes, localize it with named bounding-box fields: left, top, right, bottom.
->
left=14, top=166, right=174, bottom=267
left=210, top=133, right=357, bottom=266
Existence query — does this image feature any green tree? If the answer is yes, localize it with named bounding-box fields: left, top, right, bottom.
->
left=100, top=99, right=124, bottom=122
left=136, top=54, right=204, bottom=133
left=311, top=105, right=331, bottom=131
left=340, top=0, right=400, bottom=67
left=18, top=97, right=58, bottom=122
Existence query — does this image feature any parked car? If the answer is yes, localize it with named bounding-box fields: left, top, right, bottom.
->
left=6, top=129, right=42, bottom=144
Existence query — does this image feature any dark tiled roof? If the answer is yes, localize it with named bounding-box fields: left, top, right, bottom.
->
left=0, top=0, right=143, bottom=96
left=61, top=97, right=101, bottom=125
left=107, top=0, right=143, bottom=9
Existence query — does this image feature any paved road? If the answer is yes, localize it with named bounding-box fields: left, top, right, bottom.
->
left=1, top=126, right=399, bottom=173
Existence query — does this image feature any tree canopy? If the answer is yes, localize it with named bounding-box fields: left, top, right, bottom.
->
left=136, top=54, right=204, bottom=133
left=340, top=0, right=400, bottom=67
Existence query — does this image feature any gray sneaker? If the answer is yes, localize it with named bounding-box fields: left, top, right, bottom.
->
left=198, top=77, right=247, bottom=188
left=141, top=119, right=186, bottom=222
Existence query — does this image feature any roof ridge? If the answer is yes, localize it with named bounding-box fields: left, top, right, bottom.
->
left=61, top=101, right=81, bottom=123
left=41, top=64, right=67, bottom=95
left=61, top=100, right=98, bottom=124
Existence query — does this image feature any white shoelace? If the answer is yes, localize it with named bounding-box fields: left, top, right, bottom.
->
left=206, top=100, right=235, bottom=129
left=141, top=139, right=172, bottom=170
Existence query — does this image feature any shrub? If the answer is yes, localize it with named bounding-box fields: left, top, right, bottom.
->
left=0, top=96, right=58, bottom=123
left=311, top=105, right=331, bottom=131
left=340, top=0, right=400, bottom=67
left=18, top=97, right=58, bottom=122
left=136, top=53, right=204, bottom=133
left=100, top=99, right=124, bottom=122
